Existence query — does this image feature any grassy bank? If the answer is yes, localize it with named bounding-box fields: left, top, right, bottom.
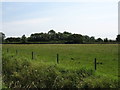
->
left=2, top=44, right=119, bottom=88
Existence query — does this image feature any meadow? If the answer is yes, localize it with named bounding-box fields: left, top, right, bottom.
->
left=2, top=44, right=119, bottom=88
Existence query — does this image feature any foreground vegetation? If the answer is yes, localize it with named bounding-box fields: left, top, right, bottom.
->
left=2, top=44, right=119, bottom=88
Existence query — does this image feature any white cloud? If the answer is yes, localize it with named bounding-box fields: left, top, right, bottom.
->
left=4, top=18, right=51, bottom=25
left=2, top=18, right=52, bottom=37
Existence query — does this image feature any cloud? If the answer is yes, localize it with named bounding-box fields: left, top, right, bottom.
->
left=4, top=18, right=51, bottom=25
left=2, top=18, right=52, bottom=37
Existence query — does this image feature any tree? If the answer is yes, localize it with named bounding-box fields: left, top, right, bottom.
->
left=63, top=31, right=71, bottom=35
left=48, top=30, right=56, bottom=40
left=89, top=36, right=95, bottom=43
left=48, top=30, right=56, bottom=35
left=96, top=38, right=103, bottom=42
left=21, top=35, right=27, bottom=43
left=62, top=31, right=72, bottom=41
left=56, top=32, right=64, bottom=40
left=0, top=32, right=5, bottom=42
left=67, top=34, right=83, bottom=44
left=116, top=34, right=120, bottom=42
left=82, top=35, right=90, bottom=43
left=104, top=38, right=108, bottom=42
left=5, top=37, right=21, bottom=42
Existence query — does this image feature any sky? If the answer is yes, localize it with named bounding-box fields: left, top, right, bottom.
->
left=1, top=0, right=119, bottom=40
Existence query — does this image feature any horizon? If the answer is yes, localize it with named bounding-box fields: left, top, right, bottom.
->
left=1, top=30, right=118, bottom=40
left=1, top=1, right=118, bottom=40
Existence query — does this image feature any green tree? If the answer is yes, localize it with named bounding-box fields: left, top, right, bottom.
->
left=116, top=34, right=120, bottom=42
left=21, top=35, right=27, bottom=43
left=89, top=36, right=95, bottom=43
left=96, top=38, right=103, bottom=42
left=67, top=34, right=83, bottom=44
left=0, top=32, right=5, bottom=42
left=63, top=31, right=72, bottom=40
left=5, top=37, right=21, bottom=42
left=48, top=30, right=56, bottom=35
left=48, top=30, right=56, bottom=40
left=82, top=35, right=90, bottom=43
left=104, top=38, right=108, bottom=42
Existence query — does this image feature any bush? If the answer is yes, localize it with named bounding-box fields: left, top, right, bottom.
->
left=2, top=54, right=119, bottom=89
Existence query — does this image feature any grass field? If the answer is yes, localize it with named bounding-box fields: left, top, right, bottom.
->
left=2, top=44, right=119, bottom=88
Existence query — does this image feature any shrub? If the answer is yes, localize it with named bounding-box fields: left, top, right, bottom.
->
left=2, top=54, right=118, bottom=89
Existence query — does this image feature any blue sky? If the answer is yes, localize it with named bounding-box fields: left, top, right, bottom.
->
left=2, top=1, right=118, bottom=39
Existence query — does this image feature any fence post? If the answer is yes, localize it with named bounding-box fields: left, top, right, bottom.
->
left=57, top=54, right=59, bottom=64
left=32, top=51, right=34, bottom=60
left=94, top=58, right=97, bottom=70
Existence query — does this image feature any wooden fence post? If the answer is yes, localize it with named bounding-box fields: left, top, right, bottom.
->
left=57, top=54, right=59, bottom=64
left=94, top=58, right=97, bottom=70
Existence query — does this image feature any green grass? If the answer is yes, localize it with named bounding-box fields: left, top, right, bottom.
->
left=2, top=44, right=119, bottom=88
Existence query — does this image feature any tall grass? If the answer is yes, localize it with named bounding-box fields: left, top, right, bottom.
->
left=2, top=53, right=118, bottom=88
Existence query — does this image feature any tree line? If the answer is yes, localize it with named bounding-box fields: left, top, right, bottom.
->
left=0, top=30, right=120, bottom=44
